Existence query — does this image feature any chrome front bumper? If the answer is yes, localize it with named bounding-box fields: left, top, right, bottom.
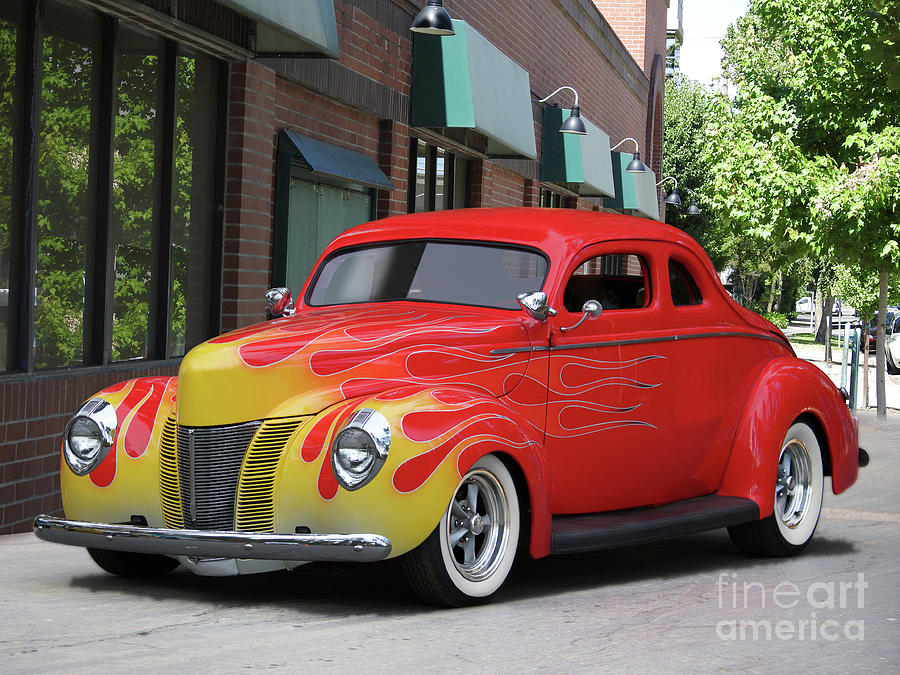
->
left=33, top=515, right=392, bottom=563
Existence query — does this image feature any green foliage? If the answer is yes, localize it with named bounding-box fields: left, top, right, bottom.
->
left=832, top=263, right=900, bottom=320
left=702, top=0, right=900, bottom=307
left=762, top=311, right=789, bottom=329
left=663, top=75, right=716, bottom=250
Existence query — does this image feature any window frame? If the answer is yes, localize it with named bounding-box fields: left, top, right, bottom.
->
left=407, top=137, right=471, bottom=213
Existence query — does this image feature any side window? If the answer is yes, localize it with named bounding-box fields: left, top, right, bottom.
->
left=669, top=260, right=703, bottom=306
left=563, top=254, right=650, bottom=312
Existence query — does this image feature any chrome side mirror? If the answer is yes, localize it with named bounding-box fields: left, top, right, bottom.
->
left=560, top=299, right=602, bottom=332
left=517, top=292, right=557, bottom=322
left=265, top=287, right=296, bottom=318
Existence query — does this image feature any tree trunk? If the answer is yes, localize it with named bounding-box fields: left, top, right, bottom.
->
left=766, top=274, right=777, bottom=313
left=776, top=270, right=784, bottom=312
left=815, top=294, right=834, bottom=344
left=876, top=270, right=888, bottom=417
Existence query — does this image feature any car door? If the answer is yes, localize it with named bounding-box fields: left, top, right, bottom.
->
left=545, top=242, right=681, bottom=514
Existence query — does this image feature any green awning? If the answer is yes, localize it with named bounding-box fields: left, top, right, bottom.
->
left=603, top=151, right=661, bottom=220
left=540, top=108, right=615, bottom=197
left=411, top=20, right=537, bottom=159
left=280, top=130, right=394, bottom=191
left=218, top=0, right=339, bottom=57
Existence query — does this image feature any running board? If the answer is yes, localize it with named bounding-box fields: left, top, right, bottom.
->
left=550, top=495, right=759, bottom=555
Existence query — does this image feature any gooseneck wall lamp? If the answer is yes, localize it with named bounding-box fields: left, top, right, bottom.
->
left=656, top=176, right=682, bottom=205
left=410, top=1, right=455, bottom=35
left=534, top=86, right=587, bottom=135
left=610, top=137, right=649, bottom=173
left=687, top=198, right=701, bottom=215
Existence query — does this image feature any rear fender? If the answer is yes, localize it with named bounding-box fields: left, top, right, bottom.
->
left=717, top=357, right=858, bottom=518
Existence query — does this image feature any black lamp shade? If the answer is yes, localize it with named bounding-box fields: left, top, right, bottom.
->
left=559, top=105, right=587, bottom=135
left=687, top=199, right=701, bottom=215
left=664, top=189, right=682, bottom=205
left=410, top=1, right=455, bottom=35
left=625, top=151, right=648, bottom=173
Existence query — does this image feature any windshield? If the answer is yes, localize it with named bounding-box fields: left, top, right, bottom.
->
left=307, top=240, right=549, bottom=309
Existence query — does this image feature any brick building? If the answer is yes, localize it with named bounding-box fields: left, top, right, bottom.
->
left=0, top=0, right=669, bottom=533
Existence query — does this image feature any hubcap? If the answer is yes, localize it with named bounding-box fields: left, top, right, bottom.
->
left=775, top=439, right=812, bottom=529
left=446, top=470, right=509, bottom=582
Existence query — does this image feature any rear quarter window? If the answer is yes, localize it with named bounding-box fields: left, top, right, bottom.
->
left=669, top=259, right=703, bottom=307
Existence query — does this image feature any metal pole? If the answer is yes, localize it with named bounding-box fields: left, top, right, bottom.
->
left=841, top=321, right=849, bottom=390
left=849, top=326, right=860, bottom=410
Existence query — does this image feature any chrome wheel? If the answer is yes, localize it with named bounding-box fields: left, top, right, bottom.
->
left=729, top=421, right=824, bottom=556
left=447, top=469, right=510, bottom=582
left=775, top=439, right=812, bottom=529
left=402, top=454, right=519, bottom=606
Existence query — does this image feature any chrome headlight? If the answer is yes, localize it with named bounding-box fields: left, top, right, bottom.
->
left=331, top=409, right=390, bottom=491
left=63, top=399, right=117, bottom=476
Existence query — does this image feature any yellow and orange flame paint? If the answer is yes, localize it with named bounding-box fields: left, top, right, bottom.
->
left=60, top=306, right=553, bottom=558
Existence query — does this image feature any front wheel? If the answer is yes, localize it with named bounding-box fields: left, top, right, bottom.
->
left=402, top=455, right=519, bottom=606
left=728, top=422, right=824, bottom=557
left=88, top=548, right=180, bottom=577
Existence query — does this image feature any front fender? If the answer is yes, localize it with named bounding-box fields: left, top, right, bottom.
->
left=717, top=357, right=858, bottom=518
left=276, top=385, right=552, bottom=559
left=60, top=377, right=177, bottom=525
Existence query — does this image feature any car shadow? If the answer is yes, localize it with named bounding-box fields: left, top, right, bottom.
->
left=66, top=530, right=857, bottom=613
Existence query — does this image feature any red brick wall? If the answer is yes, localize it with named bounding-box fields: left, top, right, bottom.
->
left=593, top=0, right=648, bottom=72
left=335, top=2, right=412, bottom=98
left=222, top=61, right=278, bottom=332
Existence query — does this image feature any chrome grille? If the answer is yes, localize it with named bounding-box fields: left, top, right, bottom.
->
left=236, top=417, right=308, bottom=533
left=176, top=421, right=261, bottom=530
left=159, top=413, right=184, bottom=528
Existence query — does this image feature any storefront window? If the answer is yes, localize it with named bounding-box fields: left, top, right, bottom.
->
left=111, top=27, right=162, bottom=361
left=170, top=52, right=218, bottom=357
left=540, top=188, right=564, bottom=208
left=409, top=138, right=469, bottom=213
left=2, top=1, right=223, bottom=372
left=0, top=3, right=16, bottom=370
left=35, top=6, right=101, bottom=369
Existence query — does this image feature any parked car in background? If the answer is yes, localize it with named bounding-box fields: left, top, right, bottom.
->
left=866, top=311, right=897, bottom=354
left=34, top=209, right=864, bottom=606
left=795, top=297, right=855, bottom=317
left=795, top=297, right=814, bottom=314
left=884, top=314, right=900, bottom=374
left=832, top=299, right=857, bottom=317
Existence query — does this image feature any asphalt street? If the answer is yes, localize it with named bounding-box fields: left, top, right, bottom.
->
left=0, top=411, right=897, bottom=673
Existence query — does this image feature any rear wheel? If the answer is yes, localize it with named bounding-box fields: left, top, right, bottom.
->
left=729, top=422, right=824, bottom=557
left=402, top=455, right=519, bottom=606
left=87, top=548, right=180, bottom=577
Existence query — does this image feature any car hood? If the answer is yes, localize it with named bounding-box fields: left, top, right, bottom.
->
left=176, top=304, right=534, bottom=426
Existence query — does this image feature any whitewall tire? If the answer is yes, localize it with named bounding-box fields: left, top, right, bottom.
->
left=402, top=455, right=519, bottom=606
left=729, top=422, right=824, bottom=557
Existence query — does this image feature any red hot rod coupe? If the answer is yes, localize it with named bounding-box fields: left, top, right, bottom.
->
left=35, top=208, right=864, bottom=606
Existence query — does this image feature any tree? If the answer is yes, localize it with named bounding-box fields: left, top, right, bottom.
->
left=662, top=75, right=717, bottom=252
left=705, top=0, right=900, bottom=416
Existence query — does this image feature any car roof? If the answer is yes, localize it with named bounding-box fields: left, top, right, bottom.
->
left=325, top=208, right=706, bottom=263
